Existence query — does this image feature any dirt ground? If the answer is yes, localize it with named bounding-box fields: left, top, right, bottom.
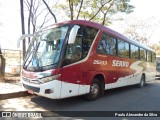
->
left=0, top=73, right=20, bottom=83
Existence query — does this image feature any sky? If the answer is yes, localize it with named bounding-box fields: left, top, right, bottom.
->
left=0, top=0, right=21, bottom=50
left=130, top=0, right=160, bottom=43
left=131, top=0, right=160, bottom=19
left=133, top=0, right=160, bottom=40
left=0, top=0, right=160, bottom=49
left=109, top=0, right=160, bottom=44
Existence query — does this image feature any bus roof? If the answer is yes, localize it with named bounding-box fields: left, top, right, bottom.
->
left=47, top=20, right=155, bottom=53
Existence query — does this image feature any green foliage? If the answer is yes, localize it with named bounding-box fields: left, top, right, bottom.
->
left=53, top=0, right=134, bottom=25
left=151, top=44, right=160, bottom=55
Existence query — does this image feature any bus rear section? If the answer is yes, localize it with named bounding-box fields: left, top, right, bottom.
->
left=93, top=31, right=156, bottom=91
left=20, top=20, right=156, bottom=100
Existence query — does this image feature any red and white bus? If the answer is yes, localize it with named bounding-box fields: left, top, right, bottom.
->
left=20, top=20, right=156, bottom=100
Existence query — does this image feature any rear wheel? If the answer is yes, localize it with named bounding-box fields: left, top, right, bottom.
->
left=138, top=74, right=145, bottom=88
left=85, top=78, right=101, bottom=101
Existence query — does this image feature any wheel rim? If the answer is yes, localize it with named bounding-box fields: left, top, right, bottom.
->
left=140, top=76, right=145, bottom=87
left=141, top=79, right=144, bottom=86
left=90, top=83, right=99, bottom=97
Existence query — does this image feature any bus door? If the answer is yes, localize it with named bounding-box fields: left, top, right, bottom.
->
left=60, top=25, right=98, bottom=98
left=61, top=28, right=83, bottom=98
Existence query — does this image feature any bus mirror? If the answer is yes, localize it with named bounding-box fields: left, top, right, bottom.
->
left=17, top=34, right=33, bottom=48
left=68, top=25, right=80, bottom=44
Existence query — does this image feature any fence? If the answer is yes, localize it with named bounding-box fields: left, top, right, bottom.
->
left=1, top=49, right=24, bottom=75
left=0, top=54, right=5, bottom=79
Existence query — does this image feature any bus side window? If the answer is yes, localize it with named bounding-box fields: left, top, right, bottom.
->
left=152, top=52, right=156, bottom=62
left=118, top=39, right=129, bottom=58
left=131, top=44, right=139, bottom=60
left=64, top=25, right=98, bottom=66
left=97, top=33, right=116, bottom=55
left=147, top=51, right=152, bottom=62
left=82, top=26, right=98, bottom=58
left=140, top=48, right=146, bottom=61
left=64, top=37, right=82, bottom=65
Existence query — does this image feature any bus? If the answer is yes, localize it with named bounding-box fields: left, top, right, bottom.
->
left=19, top=20, right=156, bottom=100
left=156, top=55, right=160, bottom=71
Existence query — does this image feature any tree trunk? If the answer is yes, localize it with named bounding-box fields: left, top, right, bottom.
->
left=42, top=0, right=57, bottom=23
left=28, top=0, right=33, bottom=43
left=69, top=0, right=74, bottom=20
left=20, top=0, right=26, bottom=60
left=76, top=0, right=83, bottom=19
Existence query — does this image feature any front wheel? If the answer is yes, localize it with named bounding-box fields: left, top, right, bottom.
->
left=85, top=78, right=101, bottom=101
left=137, top=75, right=145, bottom=88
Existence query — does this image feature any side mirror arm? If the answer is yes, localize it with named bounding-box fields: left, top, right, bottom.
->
left=17, top=34, right=33, bottom=48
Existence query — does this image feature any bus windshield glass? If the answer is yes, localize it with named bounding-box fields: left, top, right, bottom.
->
left=24, top=25, right=69, bottom=71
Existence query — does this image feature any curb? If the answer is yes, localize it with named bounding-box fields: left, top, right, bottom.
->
left=0, top=91, right=31, bottom=100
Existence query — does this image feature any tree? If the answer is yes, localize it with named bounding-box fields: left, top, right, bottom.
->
left=120, top=17, right=158, bottom=46
left=53, top=0, right=134, bottom=25
left=151, top=44, right=160, bottom=55
left=24, top=0, right=57, bottom=35
left=20, top=0, right=26, bottom=59
left=42, top=0, right=57, bottom=23
left=19, top=0, right=57, bottom=58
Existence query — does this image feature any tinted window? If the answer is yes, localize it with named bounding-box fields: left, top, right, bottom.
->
left=118, top=39, right=129, bottom=58
left=97, top=33, right=116, bottom=55
left=64, top=25, right=98, bottom=65
left=140, top=48, right=146, bottom=61
left=147, top=51, right=152, bottom=62
left=152, top=52, right=156, bottom=62
left=131, top=44, right=139, bottom=59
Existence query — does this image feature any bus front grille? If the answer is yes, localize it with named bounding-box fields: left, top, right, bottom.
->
left=23, top=84, right=40, bottom=93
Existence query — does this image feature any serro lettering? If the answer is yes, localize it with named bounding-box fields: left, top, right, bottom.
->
left=112, top=60, right=129, bottom=67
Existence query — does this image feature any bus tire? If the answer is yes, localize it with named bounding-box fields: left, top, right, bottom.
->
left=138, top=74, right=145, bottom=88
left=85, top=78, right=101, bottom=101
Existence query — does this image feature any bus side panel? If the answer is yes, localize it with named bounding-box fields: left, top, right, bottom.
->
left=61, top=63, right=90, bottom=98
left=61, top=64, right=81, bottom=98
left=89, top=53, right=136, bottom=81
left=87, top=51, right=156, bottom=90
left=140, top=62, right=156, bottom=82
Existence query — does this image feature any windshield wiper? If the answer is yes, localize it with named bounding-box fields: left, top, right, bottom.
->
left=23, top=41, right=41, bottom=71
left=24, top=52, right=42, bottom=71
left=23, top=49, right=34, bottom=69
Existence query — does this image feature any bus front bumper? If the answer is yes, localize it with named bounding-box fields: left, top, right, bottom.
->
left=21, top=79, right=62, bottom=99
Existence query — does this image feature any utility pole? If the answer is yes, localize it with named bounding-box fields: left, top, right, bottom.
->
left=20, top=0, right=26, bottom=60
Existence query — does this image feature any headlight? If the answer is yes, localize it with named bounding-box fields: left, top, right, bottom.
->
left=40, top=74, right=61, bottom=83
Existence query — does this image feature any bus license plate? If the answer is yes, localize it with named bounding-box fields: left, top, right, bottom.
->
left=28, top=90, right=34, bottom=94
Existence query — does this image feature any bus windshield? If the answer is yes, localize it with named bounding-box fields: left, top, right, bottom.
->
left=24, top=25, right=69, bottom=71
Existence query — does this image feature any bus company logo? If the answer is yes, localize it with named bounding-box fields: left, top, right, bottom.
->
left=22, top=71, right=31, bottom=78
left=112, top=60, right=129, bottom=67
left=93, top=60, right=107, bottom=65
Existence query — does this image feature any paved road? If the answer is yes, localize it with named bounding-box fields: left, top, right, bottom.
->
left=1, top=80, right=160, bottom=120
